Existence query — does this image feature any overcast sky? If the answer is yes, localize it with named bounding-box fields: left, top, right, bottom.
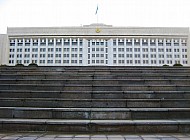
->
left=0, top=0, right=190, bottom=33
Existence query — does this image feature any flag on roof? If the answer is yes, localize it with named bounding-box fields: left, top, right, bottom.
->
left=95, top=5, right=98, bottom=15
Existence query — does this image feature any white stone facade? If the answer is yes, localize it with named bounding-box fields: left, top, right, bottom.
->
left=1, top=24, right=190, bottom=66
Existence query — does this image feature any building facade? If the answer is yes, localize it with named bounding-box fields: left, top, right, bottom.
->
left=0, top=24, right=190, bottom=66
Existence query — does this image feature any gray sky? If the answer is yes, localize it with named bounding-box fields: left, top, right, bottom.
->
left=0, top=0, right=190, bottom=33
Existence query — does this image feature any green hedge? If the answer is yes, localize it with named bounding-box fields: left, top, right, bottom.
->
left=173, top=63, right=183, bottom=67
left=28, top=63, right=38, bottom=67
left=15, top=64, right=25, bottom=67
left=163, top=64, right=169, bottom=67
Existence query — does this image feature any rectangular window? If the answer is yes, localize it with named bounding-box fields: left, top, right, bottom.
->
left=47, top=60, right=53, bottom=63
left=72, top=39, right=78, bottom=46
left=55, top=60, right=61, bottom=63
left=40, top=39, right=46, bottom=46
left=56, top=39, right=62, bottom=46
left=118, top=48, right=124, bottom=52
left=92, top=42, right=95, bottom=46
left=113, top=40, right=116, bottom=46
left=33, top=39, right=38, bottom=46
left=118, top=42, right=124, bottom=46
left=126, top=42, right=132, bottom=46
left=134, top=48, right=140, bottom=52
left=25, top=48, right=30, bottom=52
left=48, top=39, right=54, bottom=46
left=32, top=48, right=38, bottom=52
left=48, top=54, right=53, bottom=57
left=64, top=39, right=70, bottom=46
left=63, top=60, right=69, bottom=63
left=182, top=43, right=187, bottom=46
left=55, top=54, right=61, bottom=58
left=150, top=42, right=156, bottom=46
left=142, top=42, right=148, bottom=46
left=166, top=43, right=171, bottom=46
left=63, top=48, right=70, bottom=52
left=48, top=48, right=54, bottom=52
left=134, top=41, right=140, bottom=46
left=80, top=40, right=83, bottom=46
left=40, top=48, right=46, bottom=52
left=174, top=43, right=179, bottom=46
left=56, top=48, right=61, bottom=52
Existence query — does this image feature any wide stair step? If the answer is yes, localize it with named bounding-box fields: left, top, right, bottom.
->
left=0, top=107, right=190, bottom=120
left=0, top=66, right=190, bottom=133
left=0, top=119, right=190, bottom=133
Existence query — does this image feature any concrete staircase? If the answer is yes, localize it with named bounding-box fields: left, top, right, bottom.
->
left=0, top=66, right=190, bottom=133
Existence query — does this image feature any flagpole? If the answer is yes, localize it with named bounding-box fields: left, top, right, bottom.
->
left=97, top=12, right=98, bottom=24
left=95, top=5, right=99, bottom=25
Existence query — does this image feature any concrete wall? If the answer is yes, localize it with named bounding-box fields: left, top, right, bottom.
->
left=7, top=24, right=189, bottom=37
left=188, top=30, right=190, bottom=66
left=0, top=34, right=9, bottom=65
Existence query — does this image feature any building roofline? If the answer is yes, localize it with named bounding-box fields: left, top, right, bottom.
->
left=7, top=24, right=189, bottom=37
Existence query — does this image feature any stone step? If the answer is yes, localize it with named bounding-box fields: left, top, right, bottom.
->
left=1, top=66, right=190, bottom=72
left=1, top=79, right=190, bottom=85
left=1, top=72, right=190, bottom=76
left=1, top=67, right=190, bottom=70
left=1, top=84, right=190, bottom=91
left=0, top=98, right=189, bottom=108
left=0, top=107, right=190, bottom=120
left=0, top=90, right=190, bottom=99
left=1, top=73, right=190, bottom=80
left=0, top=118, right=189, bottom=133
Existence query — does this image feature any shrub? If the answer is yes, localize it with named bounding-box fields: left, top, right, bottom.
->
left=15, top=64, right=24, bottom=67
left=173, top=63, right=183, bottom=67
left=163, top=64, right=169, bottom=67
left=28, top=63, right=38, bottom=67
left=0, top=64, right=8, bottom=67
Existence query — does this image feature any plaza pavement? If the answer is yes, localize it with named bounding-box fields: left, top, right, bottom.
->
left=0, top=132, right=190, bottom=140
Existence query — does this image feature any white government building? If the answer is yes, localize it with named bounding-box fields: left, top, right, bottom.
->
left=0, top=23, right=189, bottom=66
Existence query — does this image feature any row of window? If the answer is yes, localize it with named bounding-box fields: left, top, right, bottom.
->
left=114, top=42, right=187, bottom=46
left=113, top=60, right=188, bottom=65
left=88, top=41, right=108, bottom=47
left=88, top=48, right=108, bottom=53
left=112, top=39, right=187, bottom=46
left=88, top=60, right=108, bottom=64
left=10, top=47, right=187, bottom=53
left=113, top=48, right=187, bottom=52
left=9, top=59, right=188, bottom=65
left=9, top=60, right=83, bottom=64
left=9, top=54, right=83, bottom=58
left=88, top=54, right=108, bottom=58
left=113, top=54, right=187, bottom=58
left=10, top=48, right=83, bottom=52
left=10, top=39, right=83, bottom=46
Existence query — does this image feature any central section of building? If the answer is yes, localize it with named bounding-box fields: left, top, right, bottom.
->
left=7, top=23, right=189, bottom=66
